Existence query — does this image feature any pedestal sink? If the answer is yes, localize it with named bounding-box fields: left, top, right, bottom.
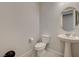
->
left=58, top=34, right=79, bottom=57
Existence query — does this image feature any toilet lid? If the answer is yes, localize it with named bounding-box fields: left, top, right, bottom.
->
left=35, top=42, right=46, bottom=48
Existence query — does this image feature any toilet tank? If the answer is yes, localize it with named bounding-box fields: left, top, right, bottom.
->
left=41, top=34, right=50, bottom=44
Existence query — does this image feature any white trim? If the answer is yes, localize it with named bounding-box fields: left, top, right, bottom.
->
left=20, top=49, right=35, bottom=57
left=19, top=48, right=64, bottom=57
left=47, top=48, right=64, bottom=57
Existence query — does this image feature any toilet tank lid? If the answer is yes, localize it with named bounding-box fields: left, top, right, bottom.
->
left=41, top=34, right=50, bottom=38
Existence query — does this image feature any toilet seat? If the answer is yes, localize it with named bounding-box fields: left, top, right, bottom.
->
left=35, top=42, right=46, bottom=50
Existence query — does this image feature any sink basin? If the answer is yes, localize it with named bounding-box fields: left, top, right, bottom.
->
left=58, top=34, right=79, bottom=43
left=57, top=34, right=79, bottom=57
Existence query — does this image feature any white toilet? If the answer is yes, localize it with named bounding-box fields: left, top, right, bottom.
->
left=34, top=34, right=50, bottom=57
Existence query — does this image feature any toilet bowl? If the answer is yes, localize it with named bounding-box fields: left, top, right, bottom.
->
left=35, top=42, right=46, bottom=50
left=34, top=34, right=50, bottom=57
left=34, top=42, right=46, bottom=56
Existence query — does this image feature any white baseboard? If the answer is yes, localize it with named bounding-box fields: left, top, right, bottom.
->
left=20, top=48, right=64, bottom=57
left=47, top=48, right=64, bottom=57
left=20, top=48, right=35, bottom=57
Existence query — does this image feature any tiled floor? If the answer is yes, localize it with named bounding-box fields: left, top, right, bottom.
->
left=34, top=50, right=61, bottom=57
left=39, top=50, right=60, bottom=57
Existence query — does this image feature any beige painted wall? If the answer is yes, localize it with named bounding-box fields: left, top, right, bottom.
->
left=40, top=2, right=79, bottom=57
left=0, top=2, right=39, bottom=57
left=0, top=2, right=79, bottom=57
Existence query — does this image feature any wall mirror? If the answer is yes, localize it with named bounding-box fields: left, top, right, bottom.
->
left=62, top=7, right=79, bottom=32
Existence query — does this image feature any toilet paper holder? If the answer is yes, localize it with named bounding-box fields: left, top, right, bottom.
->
left=28, top=37, right=34, bottom=43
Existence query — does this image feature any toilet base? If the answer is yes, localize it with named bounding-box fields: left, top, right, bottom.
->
left=36, top=49, right=46, bottom=57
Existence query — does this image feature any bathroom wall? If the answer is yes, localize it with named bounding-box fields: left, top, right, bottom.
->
left=40, top=2, right=79, bottom=56
left=0, top=2, right=39, bottom=57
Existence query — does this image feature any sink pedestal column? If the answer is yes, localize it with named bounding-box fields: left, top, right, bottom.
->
left=64, top=42, right=72, bottom=57
left=58, top=34, right=79, bottom=57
